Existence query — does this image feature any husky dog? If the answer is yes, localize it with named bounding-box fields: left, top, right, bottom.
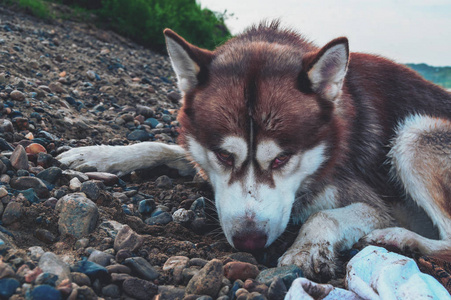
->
left=59, top=22, right=451, bottom=282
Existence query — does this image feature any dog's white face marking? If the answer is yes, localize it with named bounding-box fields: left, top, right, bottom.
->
left=187, top=135, right=327, bottom=248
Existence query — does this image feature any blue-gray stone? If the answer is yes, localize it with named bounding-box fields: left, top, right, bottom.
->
left=124, top=257, right=160, bottom=280
left=144, top=117, right=160, bottom=128
left=0, top=278, right=20, bottom=298
left=127, top=130, right=150, bottom=141
left=150, top=207, right=166, bottom=217
left=71, top=259, right=110, bottom=282
left=31, top=284, right=61, bottom=300
left=19, top=188, right=40, bottom=203
left=55, top=193, right=98, bottom=238
left=255, top=265, right=303, bottom=288
left=37, top=167, right=62, bottom=184
left=88, top=250, right=114, bottom=267
left=35, top=272, right=59, bottom=286
left=138, top=199, right=156, bottom=215
left=190, top=197, right=206, bottom=217
left=145, top=212, right=172, bottom=225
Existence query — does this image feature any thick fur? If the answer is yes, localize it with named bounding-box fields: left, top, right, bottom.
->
left=58, top=22, right=451, bottom=282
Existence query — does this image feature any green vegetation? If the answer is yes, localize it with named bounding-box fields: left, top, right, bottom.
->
left=5, top=0, right=53, bottom=19
left=4, top=0, right=231, bottom=51
left=406, top=63, right=451, bottom=89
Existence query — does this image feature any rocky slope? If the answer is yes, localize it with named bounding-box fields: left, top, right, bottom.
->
left=0, top=4, right=309, bottom=300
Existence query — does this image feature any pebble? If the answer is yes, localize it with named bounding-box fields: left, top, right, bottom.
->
left=138, top=199, right=156, bottom=215
left=25, top=143, right=47, bottom=155
left=85, top=172, right=119, bottom=185
left=145, top=211, right=173, bottom=225
left=10, top=90, right=25, bottom=101
left=80, top=180, right=102, bottom=200
left=10, top=176, right=49, bottom=198
left=255, top=265, right=302, bottom=288
left=127, top=129, right=150, bottom=141
left=163, top=256, right=190, bottom=271
left=0, top=261, right=15, bottom=278
left=55, top=193, right=99, bottom=238
left=88, top=250, right=114, bottom=267
left=122, top=277, right=158, bottom=300
left=0, top=187, right=8, bottom=198
left=185, top=259, right=223, bottom=297
left=2, top=201, right=23, bottom=225
left=172, top=208, right=195, bottom=224
left=0, top=278, right=20, bottom=298
left=35, top=228, right=57, bottom=244
left=167, top=91, right=181, bottom=102
left=69, top=177, right=82, bottom=191
left=38, top=252, right=71, bottom=285
left=72, top=259, right=109, bottom=282
left=37, top=167, right=62, bottom=184
left=71, top=272, right=91, bottom=286
left=114, top=225, right=143, bottom=252
left=10, top=144, right=29, bottom=170
left=106, top=264, right=131, bottom=274
left=155, top=175, right=172, bottom=189
left=224, top=261, right=260, bottom=281
left=102, top=283, right=120, bottom=298
left=31, top=284, right=62, bottom=300
left=124, top=256, right=160, bottom=280
left=158, top=285, right=186, bottom=300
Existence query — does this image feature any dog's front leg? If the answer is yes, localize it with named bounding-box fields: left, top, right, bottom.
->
left=57, top=142, right=194, bottom=176
left=278, top=202, right=387, bottom=282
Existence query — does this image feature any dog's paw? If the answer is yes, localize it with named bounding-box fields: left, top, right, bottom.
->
left=57, top=145, right=124, bottom=174
left=360, top=227, right=419, bottom=254
left=278, top=242, right=337, bottom=283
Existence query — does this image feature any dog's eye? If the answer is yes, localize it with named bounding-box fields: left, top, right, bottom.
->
left=272, top=153, right=291, bottom=169
left=215, top=149, right=234, bottom=166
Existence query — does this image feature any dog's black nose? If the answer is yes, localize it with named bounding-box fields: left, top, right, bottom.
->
left=232, top=232, right=267, bottom=251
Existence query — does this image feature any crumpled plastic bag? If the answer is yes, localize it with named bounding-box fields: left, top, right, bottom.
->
left=285, top=246, right=451, bottom=300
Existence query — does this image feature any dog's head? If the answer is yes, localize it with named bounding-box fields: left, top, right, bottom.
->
left=164, top=23, right=349, bottom=251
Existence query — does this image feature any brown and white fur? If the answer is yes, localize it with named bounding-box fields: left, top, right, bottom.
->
left=58, top=22, right=451, bottom=282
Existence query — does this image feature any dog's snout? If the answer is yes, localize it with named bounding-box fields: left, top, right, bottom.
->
left=232, top=231, right=267, bottom=251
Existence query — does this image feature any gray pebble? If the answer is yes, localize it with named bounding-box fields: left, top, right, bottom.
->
left=123, top=256, right=160, bottom=281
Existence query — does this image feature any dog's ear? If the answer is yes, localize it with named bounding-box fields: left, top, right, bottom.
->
left=302, top=37, right=349, bottom=101
left=164, top=29, right=214, bottom=94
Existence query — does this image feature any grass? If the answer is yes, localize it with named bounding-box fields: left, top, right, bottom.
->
left=5, top=0, right=54, bottom=19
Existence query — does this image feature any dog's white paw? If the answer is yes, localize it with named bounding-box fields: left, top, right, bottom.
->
left=57, top=145, right=123, bottom=174
left=278, top=241, right=337, bottom=282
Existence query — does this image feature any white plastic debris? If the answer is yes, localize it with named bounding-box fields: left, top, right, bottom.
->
left=346, top=245, right=451, bottom=300
left=285, top=277, right=363, bottom=300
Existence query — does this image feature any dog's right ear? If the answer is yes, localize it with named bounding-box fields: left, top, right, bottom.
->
left=164, top=29, right=214, bottom=94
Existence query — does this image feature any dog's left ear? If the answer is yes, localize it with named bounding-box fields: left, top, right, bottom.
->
left=303, top=37, right=349, bottom=101
left=164, top=29, right=214, bottom=94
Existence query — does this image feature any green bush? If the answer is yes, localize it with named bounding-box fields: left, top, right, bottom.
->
left=97, top=0, right=231, bottom=50
left=5, top=0, right=53, bottom=19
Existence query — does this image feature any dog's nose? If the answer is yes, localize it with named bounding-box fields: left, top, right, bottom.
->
left=232, top=232, right=267, bottom=251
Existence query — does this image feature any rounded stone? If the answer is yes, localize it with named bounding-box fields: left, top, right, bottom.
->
left=185, top=259, right=223, bottom=297
left=113, top=225, right=143, bottom=253
left=31, top=284, right=62, bottom=300
left=0, top=278, right=20, bottom=298
left=224, top=261, right=260, bottom=281
left=2, top=201, right=23, bottom=225
left=55, top=193, right=99, bottom=238
left=10, top=145, right=28, bottom=170
left=10, top=90, right=25, bottom=101
left=123, top=257, right=160, bottom=281
left=38, top=252, right=71, bottom=285
left=122, top=277, right=158, bottom=300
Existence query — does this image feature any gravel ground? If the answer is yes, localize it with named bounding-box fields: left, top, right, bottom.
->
left=0, top=4, right=354, bottom=299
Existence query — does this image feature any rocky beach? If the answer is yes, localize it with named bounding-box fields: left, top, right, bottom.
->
left=0, top=4, right=450, bottom=300
left=0, top=4, right=307, bottom=300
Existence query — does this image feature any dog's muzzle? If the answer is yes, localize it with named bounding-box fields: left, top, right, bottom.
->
left=232, top=231, right=267, bottom=251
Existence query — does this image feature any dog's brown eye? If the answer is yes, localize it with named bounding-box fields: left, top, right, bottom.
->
left=215, top=150, right=234, bottom=166
left=272, top=153, right=291, bottom=169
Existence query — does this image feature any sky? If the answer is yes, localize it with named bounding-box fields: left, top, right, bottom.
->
left=198, top=0, right=451, bottom=66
